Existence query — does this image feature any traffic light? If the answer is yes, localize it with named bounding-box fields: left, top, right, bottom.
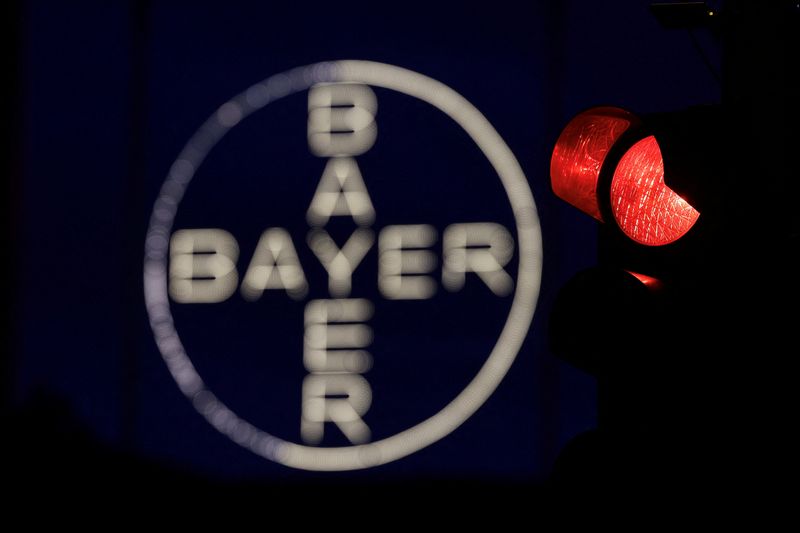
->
left=547, top=96, right=800, bottom=495
left=547, top=110, right=800, bottom=501
left=547, top=104, right=732, bottom=487
left=546, top=1, right=799, bottom=492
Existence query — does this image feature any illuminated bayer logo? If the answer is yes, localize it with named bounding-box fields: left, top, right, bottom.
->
left=144, top=60, right=542, bottom=471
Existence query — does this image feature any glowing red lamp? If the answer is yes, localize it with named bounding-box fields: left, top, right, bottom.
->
left=611, top=136, right=699, bottom=246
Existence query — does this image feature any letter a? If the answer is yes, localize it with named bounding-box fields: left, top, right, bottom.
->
left=240, top=228, right=308, bottom=301
left=306, top=157, right=376, bottom=227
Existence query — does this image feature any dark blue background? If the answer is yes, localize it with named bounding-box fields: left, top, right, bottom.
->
left=13, top=0, right=719, bottom=483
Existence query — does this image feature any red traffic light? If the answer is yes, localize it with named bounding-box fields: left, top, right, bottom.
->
left=611, top=135, right=699, bottom=246
left=551, top=107, right=700, bottom=246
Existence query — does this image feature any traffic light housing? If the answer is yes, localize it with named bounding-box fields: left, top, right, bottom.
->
left=547, top=104, right=734, bottom=487
left=547, top=0, right=800, bottom=496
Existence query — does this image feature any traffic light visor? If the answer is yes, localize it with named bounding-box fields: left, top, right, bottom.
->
left=551, top=107, right=635, bottom=221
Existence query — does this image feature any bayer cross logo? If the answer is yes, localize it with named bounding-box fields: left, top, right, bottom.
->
left=144, top=60, right=542, bottom=471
